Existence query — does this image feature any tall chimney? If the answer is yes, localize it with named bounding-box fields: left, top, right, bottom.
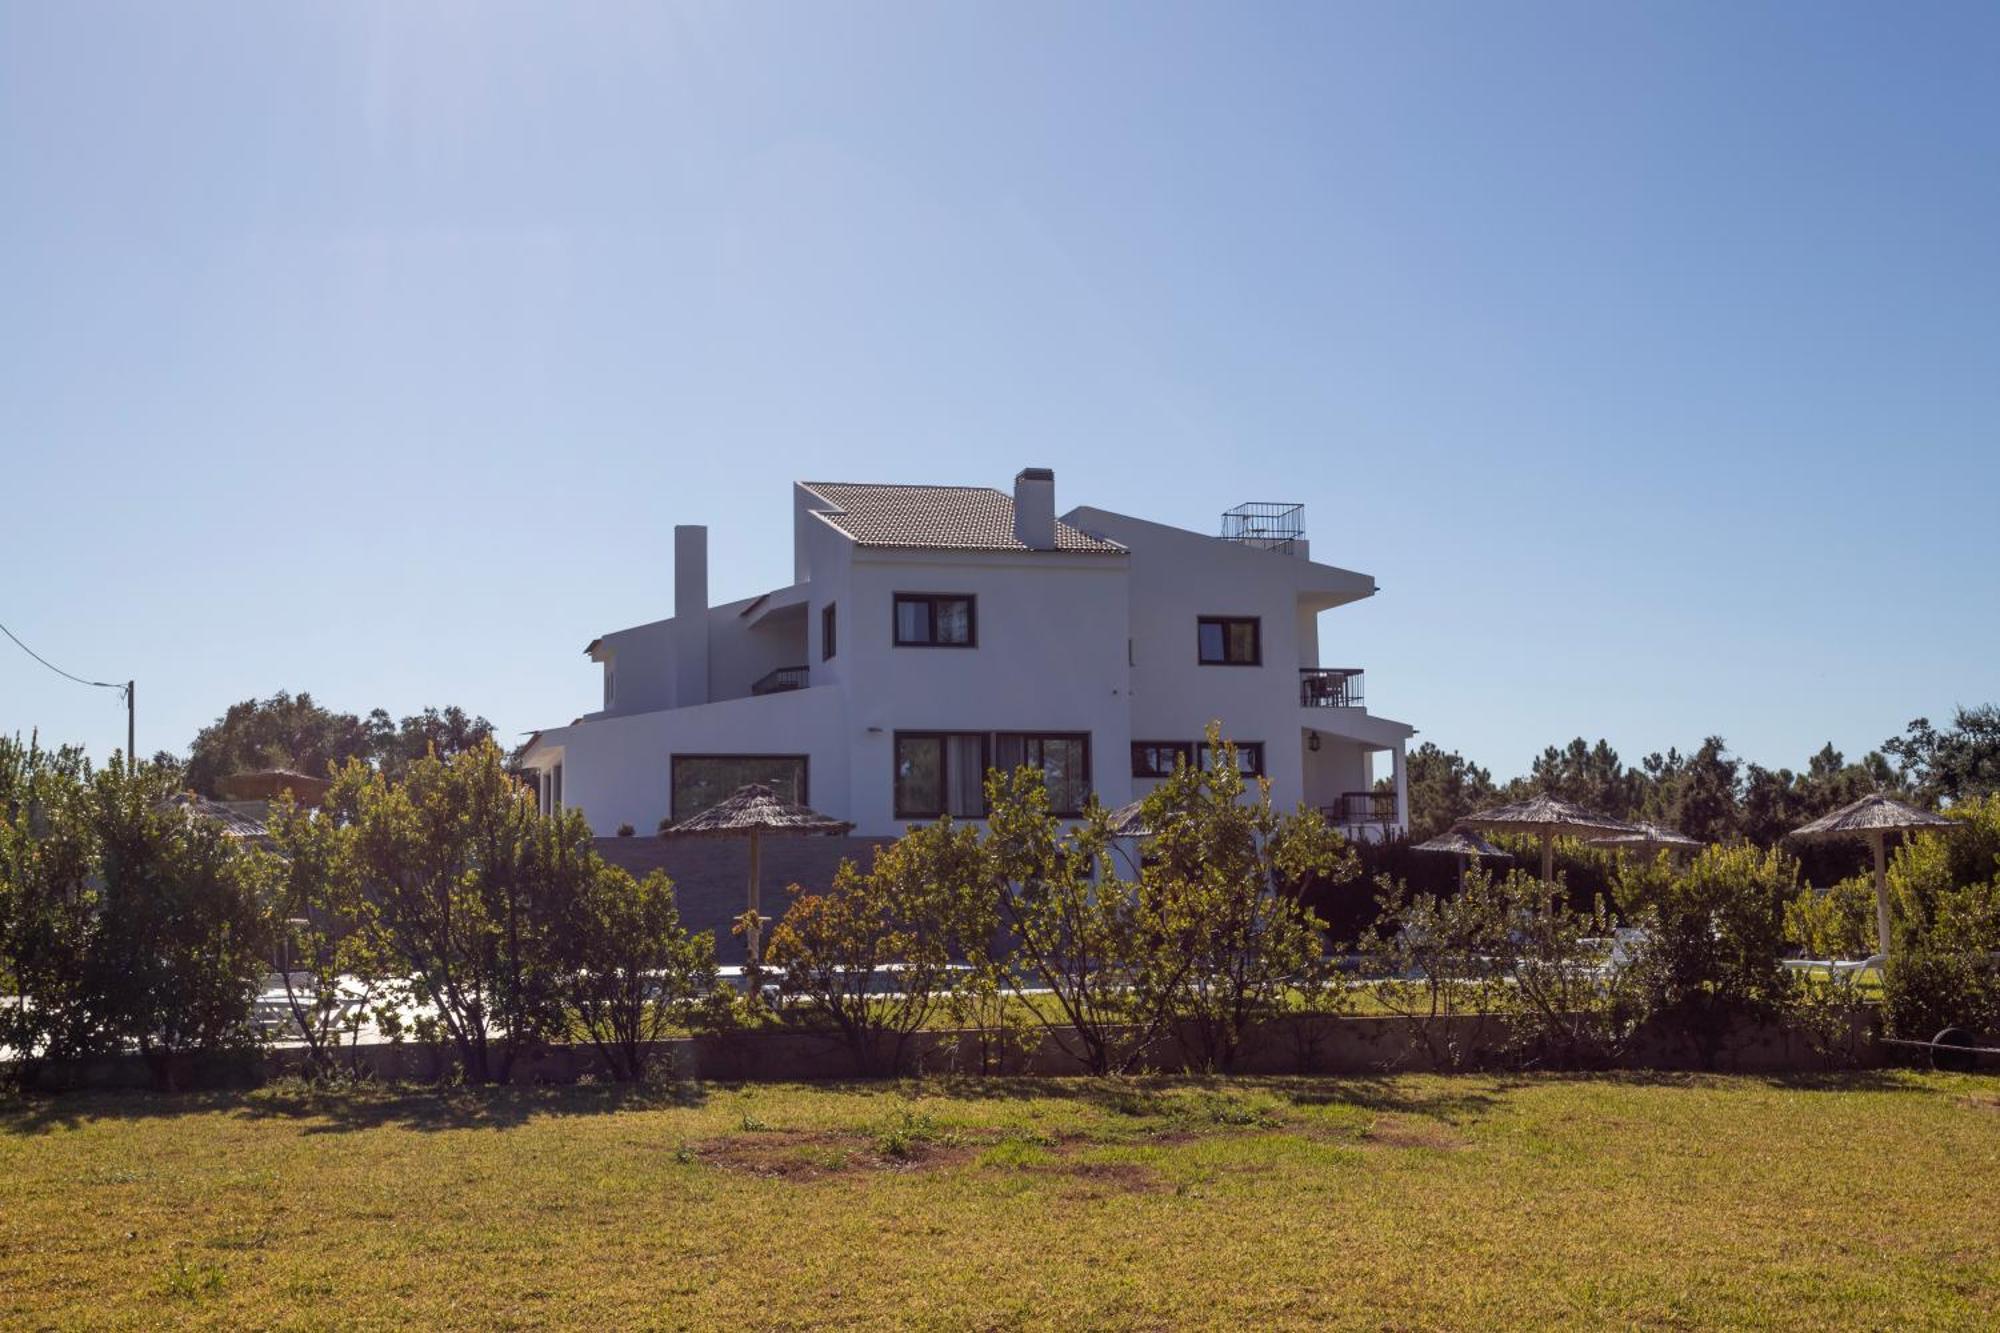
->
left=1013, top=467, right=1056, bottom=550
left=674, top=525, right=710, bottom=706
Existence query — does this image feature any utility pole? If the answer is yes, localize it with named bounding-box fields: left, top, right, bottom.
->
left=127, top=680, right=136, bottom=767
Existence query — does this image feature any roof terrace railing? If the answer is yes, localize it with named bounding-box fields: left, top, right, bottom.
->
left=1324, top=790, right=1397, bottom=826
left=750, top=665, right=809, bottom=696
left=1221, top=501, right=1305, bottom=553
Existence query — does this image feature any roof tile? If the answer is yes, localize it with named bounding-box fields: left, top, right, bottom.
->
left=800, top=482, right=1124, bottom=554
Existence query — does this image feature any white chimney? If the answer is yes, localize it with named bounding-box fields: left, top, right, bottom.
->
left=673, top=525, right=710, bottom=706
left=1013, top=467, right=1056, bottom=550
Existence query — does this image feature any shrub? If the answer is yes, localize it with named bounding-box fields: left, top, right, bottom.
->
left=1499, top=875, right=1647, bottom=1070
left=1358, top=870, right=1512, bottom=1070
left=557, top=866, right=722, bottom=1081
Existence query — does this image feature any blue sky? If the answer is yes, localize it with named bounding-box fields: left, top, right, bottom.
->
left=4, top=2, right=1996, bottom=780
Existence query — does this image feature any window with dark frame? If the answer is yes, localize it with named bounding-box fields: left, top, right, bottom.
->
left=671, top=754, right=809, bottom=823
left=995, top=732, right=1092, bottom=816
left=893, top=732, right=989, bottom=820
left=1197, top=616, right=1261, bottom=665
left=1196, top=740, right=1264, bottom=777
left=893, top=593, right=976, bottom=647
left=1130, top=741, right=1195, bottom=778
left=821, top=602, right=837, bottom=661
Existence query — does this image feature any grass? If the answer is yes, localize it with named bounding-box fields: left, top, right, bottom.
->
left=3, top=1071, right=1997, bottom=1329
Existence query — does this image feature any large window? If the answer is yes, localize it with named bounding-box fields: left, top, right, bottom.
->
left=894, top=593, right=976, bottom=647
left=1197, top=616, right=1261, bottom=665
left=1131, top=741, right=1195, bottom=778
left=821, top=602, right=837, bottom=661
left=894, top=732, right=989, bottom=819
left=1197, top=740, right=1264, bottom=777
left=995, top=733, right=1092, bottom=816
left=671, top=754, right=809, bottom=823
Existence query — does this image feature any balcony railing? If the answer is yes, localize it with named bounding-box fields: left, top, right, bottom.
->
left=750, top=665, right=809, bottom=696
left=1324, top=790, right=1397, bottom=826
left=1299, top=667, right=1364, bottom=708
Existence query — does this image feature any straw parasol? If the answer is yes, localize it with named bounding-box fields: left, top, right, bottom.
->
left=1790, top=793, right=1953, bottom=958
left=1411, top=826, right=1513, bottom=890
left=662, top=784, right=853, bottom=965
left=1460, top=794, right=1637, bottom=885
left=1106, top=799, right=1153, bottom=839
left=1588, top=822, right=1702, bottom=856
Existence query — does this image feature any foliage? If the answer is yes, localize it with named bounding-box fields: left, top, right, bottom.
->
left=1402, top=742, right=1499, bottom=841
left=1879, top=794, right=2000, bottom=1040
left=261, top=794, right=377, bottom=1079
left=0, top=736, right=100, bottom=1082
left=767, top=817, right=980, bottom=1074
left=1617, top=843, right=1797, bottom=1069
left=985, top=768, right=1162, bottom=1075
left=1358, top=870, right=1512, bottom=1070
left=557, top=866, right=722, bottom=1081
left=1884, top=705, right=2000, bottom=807
left=86, top=759, right=272, bottom=1085
left=1136, top=727, right=1357, bottom=1071
left=330, top=743, right=586, bottom=1083
left=1498, top=874, right=1647, bottom=1070
left=1783, top=873, right=1876, bottom=960
left=179, top=692, right=495, bottom=796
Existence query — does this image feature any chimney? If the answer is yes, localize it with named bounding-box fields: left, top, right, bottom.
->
left=674, top=525, right=710, bottom=706
left=1013, top=467, right=1056, bottom=550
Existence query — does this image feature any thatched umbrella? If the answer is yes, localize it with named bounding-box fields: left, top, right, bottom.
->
left=1461, top=794, right=1637, bottom=885
left=662, top=784, right=853, bottom=965
left=1791, top=794, right=1953, bottom=958
left=1106, top=799, right=1153, bottom=839
left=1411, top=826, right=1512, bottom=890
left=1588, top=822, right=1702, bottom=857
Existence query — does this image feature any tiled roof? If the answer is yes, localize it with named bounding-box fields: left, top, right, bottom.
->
left=799, top=482, right=1125, bottom=554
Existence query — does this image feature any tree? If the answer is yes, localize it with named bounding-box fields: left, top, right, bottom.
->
left=86, top=758, right=272, bottom=1088
left=332, top=743, right=581, bottom=1083
left=366, top=706, right=498, bottom=781
left=1884, top=706, right=2000, bottom=807
left=178, top=692, right=498, bottom=795
left=1619, top=843, right=1796, bottom=1069
left=1137, top=729, right=1356, bottom=1071
left=1402, top=743, right=1499, bottom=841
left=0, top=736, right=101, bottom=1084
left=1641, top=737, right=1741, bottom=845
left=558, top=865, right=721, bottom=1082
left=1524, top=738, right=1644, bottom=821
left=1358, top=869, right=1513, bottom=1070
left=985, top=768, right=1161, bottom=1075
left=183, top=692, right=376, bottom=795
left=261, top=793, right=378, bottom=1079
left=767, top=819, right=976, bottom=1075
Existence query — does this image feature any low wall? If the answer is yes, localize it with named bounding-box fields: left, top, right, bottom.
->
left=13, top=1009, right=1885, bottom=1092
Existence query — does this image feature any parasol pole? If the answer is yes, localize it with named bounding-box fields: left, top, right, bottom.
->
left=1871, top=829, right=1891, bottom=959
left=746, top=828, right=764, bottom=964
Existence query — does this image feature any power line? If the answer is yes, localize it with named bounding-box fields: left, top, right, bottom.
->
left=1, top=617, right=136, bottom=761
left=0, top=618, right=124, bottom=693
left=3, top=620, right=123, bottom=692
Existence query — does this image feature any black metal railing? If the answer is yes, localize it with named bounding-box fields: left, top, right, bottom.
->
left=1220, top=501, right=1305, bottom=553
left=1299, top=667, right=1364, bottom=708
left=750, top=665, right=809, bottom=696
left=1324, top=791, right=1397, bottom=826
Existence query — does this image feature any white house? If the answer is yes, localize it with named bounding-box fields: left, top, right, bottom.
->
left=518, top=470, right=1415, bottom=843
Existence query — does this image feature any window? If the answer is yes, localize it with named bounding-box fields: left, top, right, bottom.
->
left=995, top=733, right=1092, bottom=816
left=894, top=732, right=989, bottom=819
left=821, top=602, right=837, bottom=661
left=1131, top=741, right=1194, bottom=778
left=1197, top=616, right=1261, bottom=665
left=894, top=593, right=976, bottom=647
left=671, top=754, right=808, bottom=823
left=1197, top=740, right=1264, bottom=777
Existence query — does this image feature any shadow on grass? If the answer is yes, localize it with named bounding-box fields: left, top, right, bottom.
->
left=1, top=1077, right=713, bottom=1137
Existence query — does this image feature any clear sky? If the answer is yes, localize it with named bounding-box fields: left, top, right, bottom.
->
left=4, top=2, right=1996, bottom=781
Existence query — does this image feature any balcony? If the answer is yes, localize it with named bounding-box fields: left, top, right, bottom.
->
left=1300, top=667, right=1364, bottom=709
left=750, top=665, right=809, bottom=696
left=1324, top=790, right=1396, bottom=827
left=1221, top=501, right=1304, bottom=554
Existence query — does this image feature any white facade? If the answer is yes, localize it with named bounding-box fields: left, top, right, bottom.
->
left=520, top=472, right=1415, bottom=840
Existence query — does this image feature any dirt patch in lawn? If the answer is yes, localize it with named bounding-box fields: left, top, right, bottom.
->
left=692, top=1130, right=979, bottom=1179
left=1364, top=1115, right=1469, bottom=1151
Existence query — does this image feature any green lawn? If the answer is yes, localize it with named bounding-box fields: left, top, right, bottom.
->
left=3, top=1071, right=1996, bottom=1330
